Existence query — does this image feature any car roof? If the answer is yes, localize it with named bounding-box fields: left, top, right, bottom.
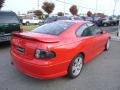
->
left=0, top=11, right=17, bottom=16
left=0, top=11, right=15, bottom=13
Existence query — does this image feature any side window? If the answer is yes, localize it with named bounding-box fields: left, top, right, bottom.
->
left=91, top=26, right=102, bottom=35
left=76, top=24, right=88, bottom=37
left=81, top=27, right=93, bottom=36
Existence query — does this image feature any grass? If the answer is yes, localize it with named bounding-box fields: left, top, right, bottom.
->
left=23, top=25, right=39, bottom=32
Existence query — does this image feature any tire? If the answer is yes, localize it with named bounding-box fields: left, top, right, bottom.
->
left=105, top=39, right=110, bottom=51
left=104, top=23, right=107, bottom=27
left=26, top=22, right=29, bottom=26
left=68, top=54, right=83, bottom=79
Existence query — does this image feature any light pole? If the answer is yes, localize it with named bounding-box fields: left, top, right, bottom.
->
left=118, top=20, right=120, bottom=37
left=96, top=0, right=98, bottom=13
left=113, top=0, right=118, bottom=16
left=113, top=0, right=120, bottom=37
left=63, top=0, right=65, bottom=15
left=37, top=0, right=39, bottom=9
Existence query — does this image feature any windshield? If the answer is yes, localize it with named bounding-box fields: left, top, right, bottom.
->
left=32, top=21, right=74, bottom=35
left=0, top=12, right=19, bottom=24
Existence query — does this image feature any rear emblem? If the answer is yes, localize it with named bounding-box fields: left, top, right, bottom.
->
left=16, top=46, right=25, bottom=54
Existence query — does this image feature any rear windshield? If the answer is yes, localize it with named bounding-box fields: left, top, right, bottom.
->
left=0, top=12, right=19, bottom=24
left=44, top=16, right=57, bottom=23
left=32, top=21, right=74, bottom=35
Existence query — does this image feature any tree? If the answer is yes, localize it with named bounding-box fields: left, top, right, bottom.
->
left=0, top=0, right=5, bottom=9
left=57, top=12, right=64, bottom=16
left=87, top=11, right=92, bottom=17
left=34, top=10, right=43, bottom=19
left=42, top=1, right=55, bottom=16
left=69, top=5, right=78, bottom=16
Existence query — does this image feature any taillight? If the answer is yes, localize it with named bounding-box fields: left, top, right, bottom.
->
left=35, top=49, right=56, bottom=59
left=20, top=25, right=23, bottom=32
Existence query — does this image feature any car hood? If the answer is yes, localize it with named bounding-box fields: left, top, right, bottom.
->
left=12, top=32, right=60, bottom=43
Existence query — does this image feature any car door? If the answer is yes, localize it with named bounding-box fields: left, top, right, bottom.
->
left=76, top=24, right=96, bottom=63
left=90, top=26, right=107, bottom=54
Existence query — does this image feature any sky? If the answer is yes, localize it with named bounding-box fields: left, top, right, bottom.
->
left=1, top=0, right=120, bottom=15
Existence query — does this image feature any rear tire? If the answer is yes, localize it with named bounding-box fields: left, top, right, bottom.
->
left=68, top=54, right=83, bottom=79
left=26, top=22, right=30, bottom=26
left=104, top=23, right=107, bottom=27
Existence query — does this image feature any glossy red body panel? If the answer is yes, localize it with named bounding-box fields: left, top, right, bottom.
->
left=10, top=21, right=110, bottom=79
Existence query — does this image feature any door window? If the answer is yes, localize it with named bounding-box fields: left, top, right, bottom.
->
left=76, top=23, right=102, bottom=37
left=90, top=25, right=102, bottom=35
left=76, top=24, right=88, bottom=37
left=81, top=27, right=93, bottom=36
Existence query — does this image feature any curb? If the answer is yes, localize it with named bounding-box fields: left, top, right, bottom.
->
left=111, top=36, right=120, bottom=41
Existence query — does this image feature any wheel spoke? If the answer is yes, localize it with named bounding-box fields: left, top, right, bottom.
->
left=72, top=66, right=76, bottom=71
left=72, top=56, right=83, bottom=76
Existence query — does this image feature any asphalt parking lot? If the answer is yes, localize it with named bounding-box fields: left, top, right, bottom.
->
left=0, top=40, right=120, bottom=90
left=0, top=27, right=120, bottom=90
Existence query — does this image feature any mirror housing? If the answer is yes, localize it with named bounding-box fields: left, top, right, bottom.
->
left=101, top=30, right=106, bottom=34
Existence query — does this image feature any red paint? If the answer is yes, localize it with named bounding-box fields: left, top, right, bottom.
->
left=10, top=20, right=110, bottom=79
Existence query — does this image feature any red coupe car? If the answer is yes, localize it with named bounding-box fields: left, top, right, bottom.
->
left=10, top=20, right=110, bottom=79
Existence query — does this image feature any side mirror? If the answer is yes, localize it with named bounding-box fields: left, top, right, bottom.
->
left=101, top=30, right=106, bottom=34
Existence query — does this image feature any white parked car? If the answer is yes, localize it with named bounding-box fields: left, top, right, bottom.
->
left=22, top=17, right=42, bottom=25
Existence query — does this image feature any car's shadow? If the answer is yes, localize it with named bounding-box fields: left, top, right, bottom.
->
left=10, top=65, right=72, bottom=83
left=0, top=41, right=11, bottom=49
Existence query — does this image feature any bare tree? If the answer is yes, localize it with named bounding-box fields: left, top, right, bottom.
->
left=34, top=10, right=43, bottom=19
left=87, top=11, right=92, bottom=17
left=42, top=1, right=55, bottom=16
left=69, top=5, right=78, bottom=16
left=0, top=0, right=5, bottom=9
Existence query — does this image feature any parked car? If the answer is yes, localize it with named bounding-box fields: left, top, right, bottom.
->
left=71, top=16, right=84, bottom=20
left=102, top=17, right=111, bottom=26
left=93, top=17, right=103, bottom=26
left=0, top=11, right=22, bottom=43
left=22, top=17, right=42, bottom=25
left=44, top=16, right=71, bottom=24
left=85, top=16, right=93, bottom=22
left=85, top=16, right=103, bottom=27
left=42, top=16, right=84, bottom=25
left=10, top=20, right=110, bottom=79
left=102, top=16, right=119, bottom=26
left=110, top=17, right=119, bottom=26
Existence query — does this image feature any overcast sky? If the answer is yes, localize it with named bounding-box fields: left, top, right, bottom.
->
left=2, top=0, right=120, bottom=15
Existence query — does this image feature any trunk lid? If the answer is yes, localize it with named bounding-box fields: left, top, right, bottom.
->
left=13, top=32, right=60, bottom=43
left=11, top=32, right=59, bottom=60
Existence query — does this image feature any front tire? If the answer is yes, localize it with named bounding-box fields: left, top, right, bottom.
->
left=68, top=54, right=83, bottom=79
left=105, top=39, right=110, bottom=51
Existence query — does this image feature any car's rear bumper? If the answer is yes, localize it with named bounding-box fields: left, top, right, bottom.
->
left=10, top=50, right=70, bottom=79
